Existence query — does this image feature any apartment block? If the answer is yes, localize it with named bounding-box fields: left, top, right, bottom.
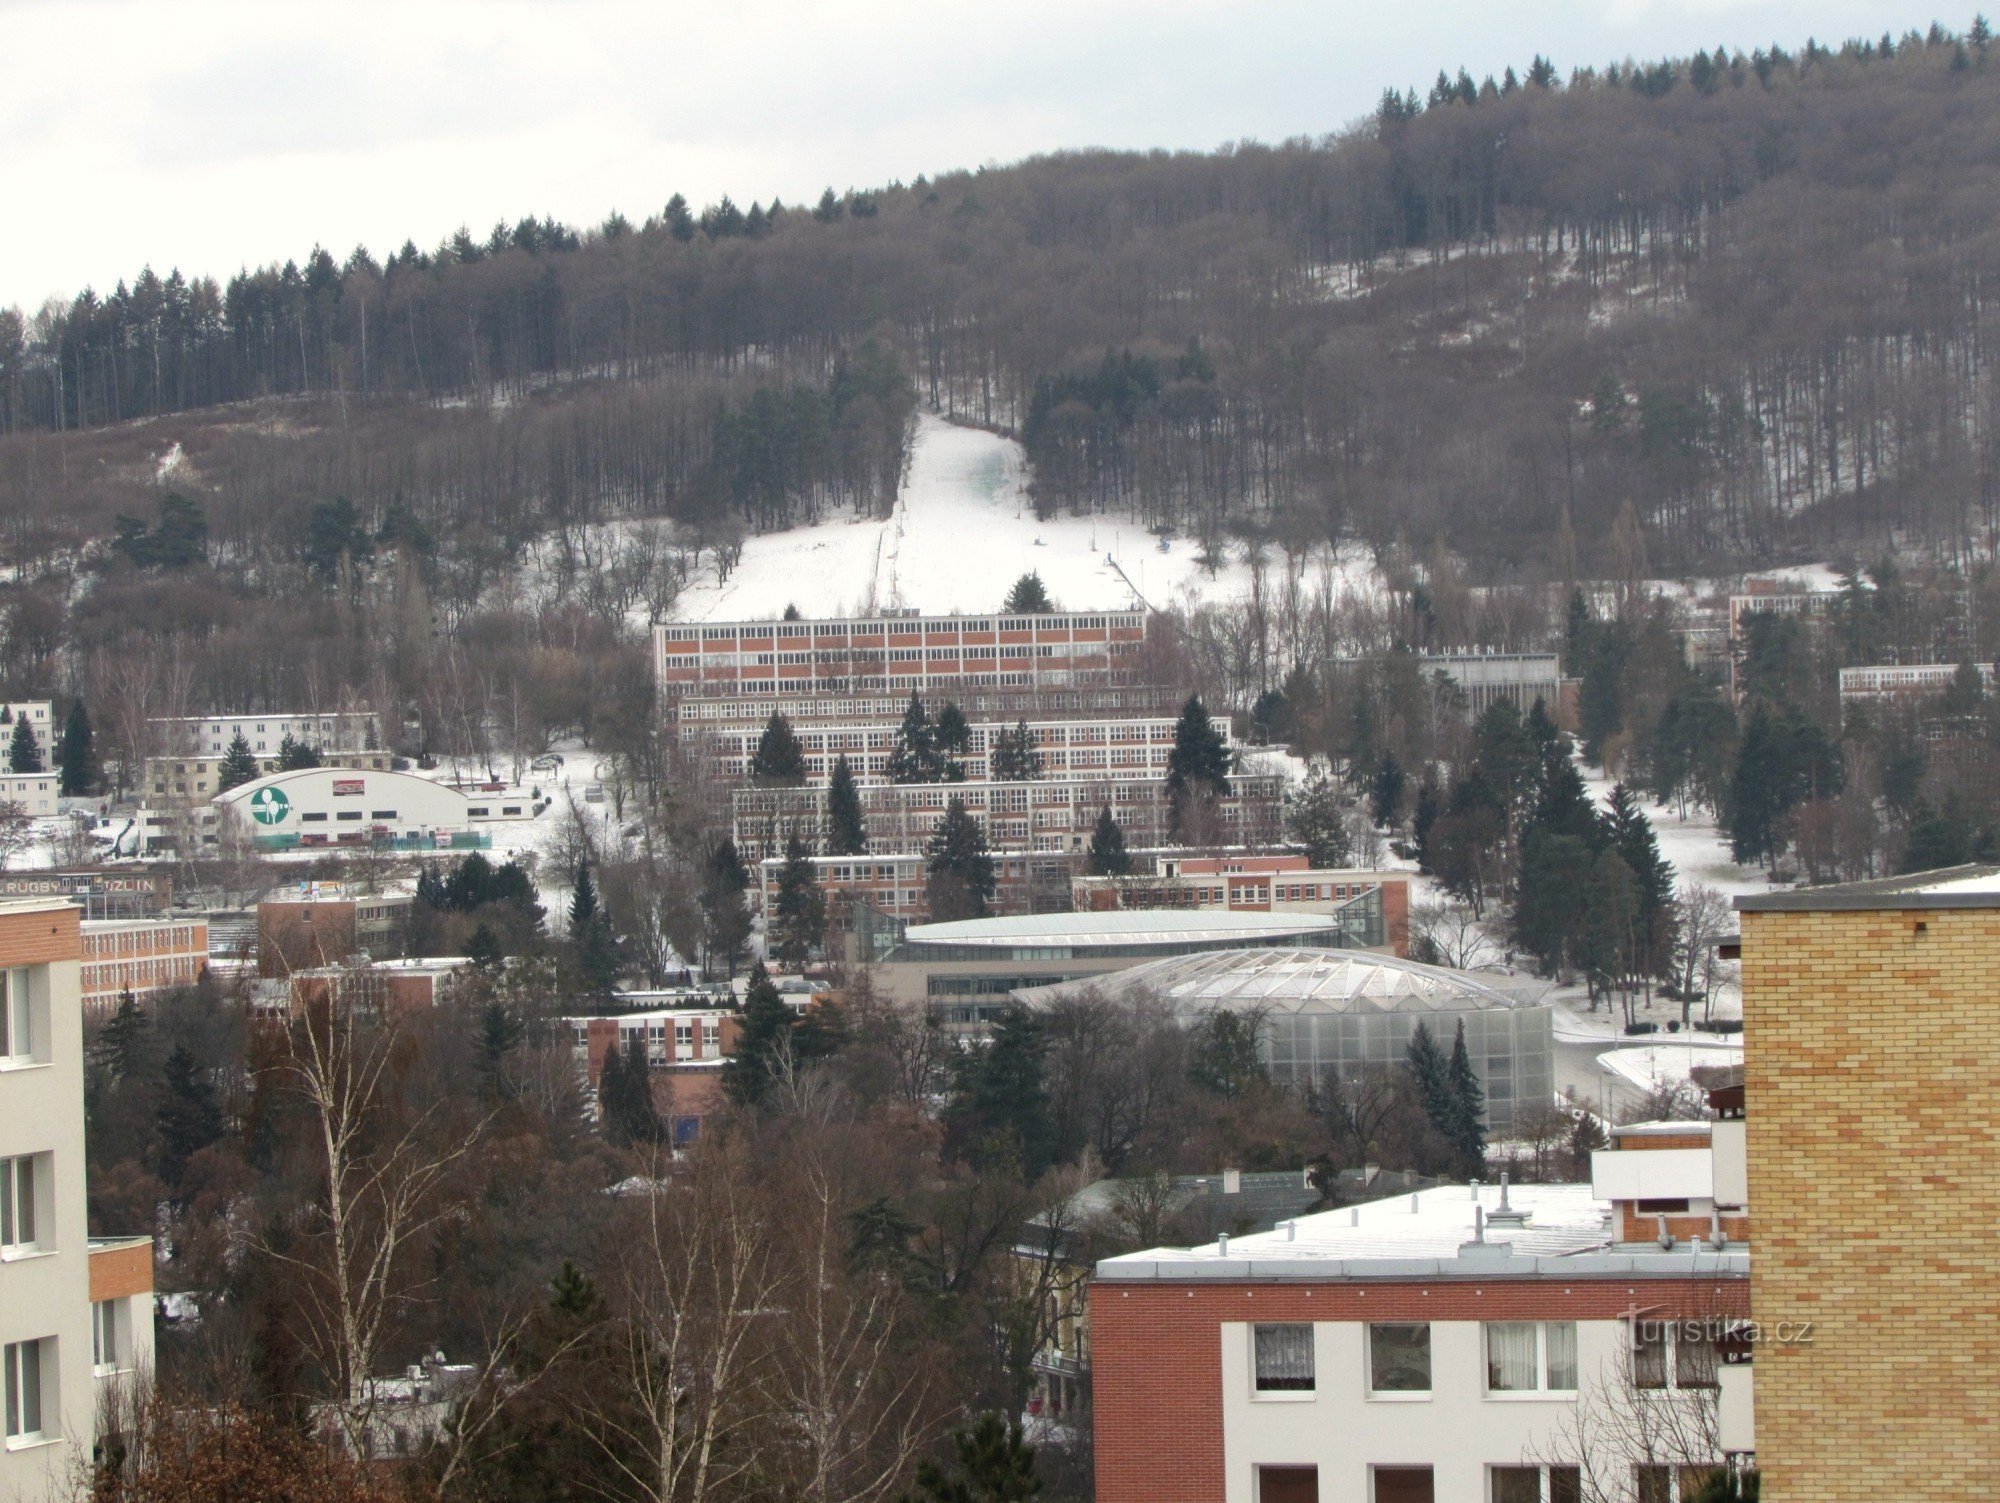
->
left=567, top=1008, right=743, bottom=1144
left=692, top=713, right=1199, bottom=785
left=0, top=899, right=153, bottom=1500
left=654, top=609, right=1147, bottom=699
left=1736, top=867, right=2000, bottom=1501
left=79, top=918, right=209, bottom=1016
left=256, top=887, right=414, bottom=977
left=732, top=773, right=1285, bottom=862
left=147, top=710, right=380, bottom=759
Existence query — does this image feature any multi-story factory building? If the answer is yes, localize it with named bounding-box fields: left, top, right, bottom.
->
left=654, top=609, right=1148, bottom=699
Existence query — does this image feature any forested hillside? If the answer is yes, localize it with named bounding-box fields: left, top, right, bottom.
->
left=5, top=21, right=2000, bottom=591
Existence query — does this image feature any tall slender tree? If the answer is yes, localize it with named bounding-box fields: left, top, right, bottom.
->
left=56, top=700, right=96, bottom=796
left=749, top=711, right=807, bottom=786
left=826, top=754, right=867, bottom=855
left=1086, top=806, right=1132, bottom=876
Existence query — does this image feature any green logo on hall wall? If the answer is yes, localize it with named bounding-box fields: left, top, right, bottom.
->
left=249, top=786, right=291, bottom=825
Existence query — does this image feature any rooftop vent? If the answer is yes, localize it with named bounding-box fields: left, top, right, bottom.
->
left=1486, top=1173, right=1531, bottom=1229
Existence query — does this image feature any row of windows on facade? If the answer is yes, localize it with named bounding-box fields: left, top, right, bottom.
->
left=1257, top=1461, right=1726, bottom=1503
left=660, top=615, right=1139, bottom=641
left=1251, top=1321, right=1719, bottom=1397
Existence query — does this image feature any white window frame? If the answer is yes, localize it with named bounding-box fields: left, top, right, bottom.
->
left=1365, top=1321, right=1433, bottom=1399
left=92, top=1300, right=124, bottom=1374
left=1249, top=1323, right=1316, bottom=1400
left=0, top=967, right=34, bottom=1066
left=1488, top=1463, right=1583, bottom=1503
left=2, top=1338, right=49, bottom=1447
left=1483, top=1320, right=1579, bottom=1397
left=0, top=1155, right=42, bottom=1257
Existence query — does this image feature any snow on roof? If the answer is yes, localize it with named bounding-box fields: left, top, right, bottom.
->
left=1100, top=1182, right=1614, bottom=1272
left=1018, top=947, right=1552, bottom=1015
left=903, top=910, right=1343, bottom=948
left=1737, top=863, right=2000, bottom=911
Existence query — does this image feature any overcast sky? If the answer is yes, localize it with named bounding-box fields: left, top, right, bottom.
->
left=1, top=0, right=1958, bottom=309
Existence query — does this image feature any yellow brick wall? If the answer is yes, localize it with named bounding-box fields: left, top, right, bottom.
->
left=1742, top=905, right=2000, bottom=1501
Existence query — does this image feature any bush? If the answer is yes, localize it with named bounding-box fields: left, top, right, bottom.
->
left=1625, top=1022, right=1659, bottom=1036
left=1708, top=1019, right=1744, bottom=1035
left=1666, top=1019, right=1681, bottom=1033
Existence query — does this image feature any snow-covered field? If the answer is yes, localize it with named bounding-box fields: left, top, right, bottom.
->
left=670, top=413, right=1292, bottom=621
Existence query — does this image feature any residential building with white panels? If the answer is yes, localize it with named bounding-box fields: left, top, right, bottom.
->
left=0, top=705, right=54, bottom=760
left=146, top=710, right=381, bottom=759
left=654, top=610, right=1148, bottom=699
left=0, top=776, right=58, bottom=818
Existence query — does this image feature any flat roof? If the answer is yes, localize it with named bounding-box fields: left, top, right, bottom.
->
left=1736, top=863, right=2000, bottom=911
left=1018, top=947, right=1549, bottom=1014
left=1097, top=1181, right=1747, bottom=1283
left=902, top=910, right=1342, bottom=949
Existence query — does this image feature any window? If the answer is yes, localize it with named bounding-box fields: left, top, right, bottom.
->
left=1257, top=1464, right=1318, bottom=1503
left=93, top=1301, right=123, bottom=1372
left=370, top=810, right=398, bottom=821
left=3, top=1339, right=46, bottom=1444
left=1, top=968, right=32, bottom=1063
left=1634, top=1321, right=1717, bottom=1391
left=1368, top=1323, right=1431, bottom=1394
left=336, top=812, right=363, bottom=822
left=1371, top=1466, right=1434, bottom=1503
left=0, top=1156, right=35, bottom=1252
left=1635, top=1466, right=1727, bottom=1503
left=1492, top=1466, right=1581, bottom=1503
left=1486, top=1322, right=1578, bottom=1393
left=1252, top=1324, right=1314, bottom=1393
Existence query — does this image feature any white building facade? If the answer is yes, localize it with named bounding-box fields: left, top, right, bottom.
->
left=0, top=898, right=151, bottom=1500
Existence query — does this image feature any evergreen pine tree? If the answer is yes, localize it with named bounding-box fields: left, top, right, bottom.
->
left=1002, top=572, right=1055, bottom=613
left=466, top=922, right=503, bottom=970
left=1165, top=695, right=1231, bottom=837
left=724, top=963, right=795, bottom=1106
left=887, top=694, right=935, bottom=783
left=1368, top=750, right=1406, bottom=827
left=1512, top=830, right=1594, bottom=976
left=1288, top=767, right=1352, bottom=868
left=1529, top=748, right=1601, bottom=845
left=926, top=797, right=997, bottom=920
left=7, top=715, right=42, bottom=775
left=988, top=719, right=1045, bottom=781
left=276, top=732, right=321, bottom=771
left=749, top=711, right=807, bottom=785
left=56, top=700, right=96, bottom=796
left=1524, top=697, right=1564, bottom=760
left=478, top=999, right=523, bottom=1094
left=1085, top=806, right=1132, bottom=876
left=699, top=839, right=753, bottom=977
left=1605, top=783, right=1675, bottom=977
left=1446, top=1020, right=1487, bottom=1173
left=568, top=862, right=600, bottom=939
left=216, top=731, right=260, bottom=792
left=770, top=834, right=827, bottom=967
left=155, top=1043, right=224, bottom=1186
left=944, top=1004, right=1053, bottom=1177
left=1412, top=776, right=1442, bottom=872
left=826, top=754, right=868, bottom=855
left=91, top=993, right=151, bottom=1079
left=902, top=1413, right=1041, bottom=1503
left=1403, top=1021, right=1456, bottom=1166
left=933, top=702, right=971, bottom=781
left=602, top=1033, right=662, bottom=1144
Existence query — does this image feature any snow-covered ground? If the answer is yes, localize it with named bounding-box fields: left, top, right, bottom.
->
left=668, top=412, right=1338, bottom=621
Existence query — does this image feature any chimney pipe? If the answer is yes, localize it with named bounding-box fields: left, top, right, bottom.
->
left=1656, top=1214, right=1674, bottom=1250
left=1217, top=1233, right=1229, bottom=1257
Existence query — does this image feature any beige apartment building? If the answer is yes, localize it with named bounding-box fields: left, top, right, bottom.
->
left=0, top=900, right=154, bottom=1500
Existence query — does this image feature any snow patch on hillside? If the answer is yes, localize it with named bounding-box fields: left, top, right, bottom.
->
left=669, top=413, right=1295, bottom=622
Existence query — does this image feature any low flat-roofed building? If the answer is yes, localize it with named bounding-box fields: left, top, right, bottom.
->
left=1074, top=859, right=1411, bottom=957
left=1092, top=1172, right=1749, bottom=1503
left=567, top=1007, right=744, bottom=1144
left=872, top=909, right=1367, bottom=1015
left=256, top=885, right=414, bottom=977
left=1018, top=947, right=1552, bottom=1131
